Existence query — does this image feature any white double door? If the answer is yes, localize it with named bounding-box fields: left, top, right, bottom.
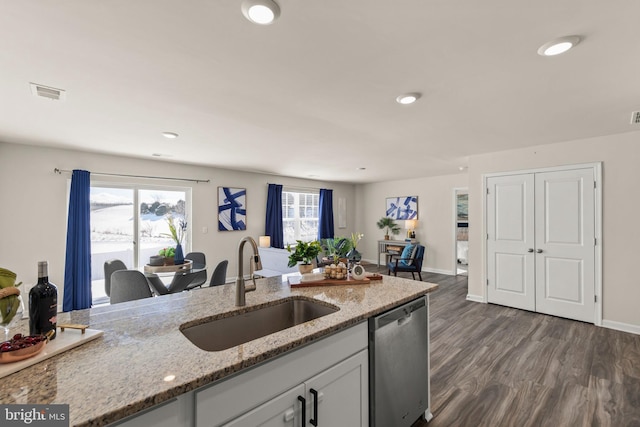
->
left=486, top=167, right=596, bottom=323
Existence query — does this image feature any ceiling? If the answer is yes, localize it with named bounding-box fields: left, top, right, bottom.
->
left=1, top=1, right=639, bottom=183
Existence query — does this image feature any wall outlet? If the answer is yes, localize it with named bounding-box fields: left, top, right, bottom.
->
left=202, top=226, right=208, bottom=234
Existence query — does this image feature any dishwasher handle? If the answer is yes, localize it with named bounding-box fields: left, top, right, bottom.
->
left=372, top=297, right=426, bottom=329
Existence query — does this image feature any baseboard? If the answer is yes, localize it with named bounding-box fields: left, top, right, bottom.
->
left=602, top=319, right=640, bottom=336
left=422, top=267, right=455, bottom=275
left=466, top=294, right=485, bottom=303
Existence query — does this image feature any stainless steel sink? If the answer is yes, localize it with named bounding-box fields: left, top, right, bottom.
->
left=180, top=297, right=339, bottom=351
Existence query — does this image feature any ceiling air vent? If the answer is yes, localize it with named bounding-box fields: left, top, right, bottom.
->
left=631, top=111, right=640, bottom=125
left=30, top=82, right=66, bottom=101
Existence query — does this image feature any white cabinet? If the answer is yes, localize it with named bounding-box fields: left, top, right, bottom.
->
left=108, top=394, right=193, bottom=427
left=303, top=350, right=368, bottom=427
left=222, top=350, right=368, bottom=427
left=196, top=322, right=368, bottom=427
left=223, top=385, right=306, bottom=427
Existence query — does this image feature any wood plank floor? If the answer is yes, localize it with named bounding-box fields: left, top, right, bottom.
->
left=368, top=266, right=640, bottom=427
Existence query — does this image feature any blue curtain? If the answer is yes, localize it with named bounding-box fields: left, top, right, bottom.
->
left=265, top=184, right=284, bottom=249
left=63, top=170, right=92, bottom=312
left=318, top=188, right=334, bottom=240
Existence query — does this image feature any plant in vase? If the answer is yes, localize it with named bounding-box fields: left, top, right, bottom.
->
left=162, top=215, right=187, bottom=264
left=158, top=247, right=176, bottom=265
left=376, top=217, right=401, bottom=240
left=321, top=237, right=351, bottom=264
left=287, top=240, right=322, bottom=274
left=346, top=232, right=364, bottom=262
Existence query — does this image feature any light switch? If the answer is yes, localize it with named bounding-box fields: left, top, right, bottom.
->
left=202, top=226, right=208, bottom=234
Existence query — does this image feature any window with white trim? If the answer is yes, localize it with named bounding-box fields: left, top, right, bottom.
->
left=282, top=189, right=319, bottom=245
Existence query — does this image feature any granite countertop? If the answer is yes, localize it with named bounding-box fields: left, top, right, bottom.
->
left=0, top=274, right=438, bottom=427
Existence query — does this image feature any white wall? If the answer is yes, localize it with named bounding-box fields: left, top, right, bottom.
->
left=357, top=173, right=469, bottom=273
left=0, top=142, right=356, bottom=306
left=467, top=131, right=640, bottom=331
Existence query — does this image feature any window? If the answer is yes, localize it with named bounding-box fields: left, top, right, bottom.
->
left=90, top=184, right=190, bottom=304
left=282, top=189, right=319, bottom=245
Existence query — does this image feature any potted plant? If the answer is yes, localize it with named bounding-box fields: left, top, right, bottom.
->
left=376, top=217, right=401, bottom=240
left=346, top=232, right=364, bottom=262
left=287, top=240, right=322, bottom=274
left=161, top=215, right=187, bottom=264
left=159, top=247, right=176, bottom=265
left=321, top=237, right=351, bottom=264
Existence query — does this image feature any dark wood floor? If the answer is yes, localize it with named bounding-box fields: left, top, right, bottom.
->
left=369, top=266, right=640, bottom=427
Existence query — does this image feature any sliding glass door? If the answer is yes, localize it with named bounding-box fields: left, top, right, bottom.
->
left=90, top=185, right=189, bottom=304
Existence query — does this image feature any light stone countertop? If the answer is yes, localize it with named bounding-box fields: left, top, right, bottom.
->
left=0, top=274, right=438, bottom=427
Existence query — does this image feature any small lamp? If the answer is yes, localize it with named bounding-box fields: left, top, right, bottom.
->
left=259, top=235, right=271, bottom=247
left=405, top=220, right=418, bottom=239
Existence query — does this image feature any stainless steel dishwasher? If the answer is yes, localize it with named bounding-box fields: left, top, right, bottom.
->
left=369, top=296, right=430, bottom=427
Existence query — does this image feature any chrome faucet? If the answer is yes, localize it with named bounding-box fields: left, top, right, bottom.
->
left=235, top=236, right=263, bottom=306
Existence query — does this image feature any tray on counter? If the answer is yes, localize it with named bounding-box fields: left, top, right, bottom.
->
left=288, top=273, right=383, bottom=288
left=0, top=327, right=103, bottom=378
left=144, top=259, right=192, bottom=273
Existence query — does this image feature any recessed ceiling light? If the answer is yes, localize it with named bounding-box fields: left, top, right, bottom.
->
left=396, top=93, right=421, bottom=105
left=537, top=36, right=581, bottom=56
left=241, top=0, right=280, bottom=25
left=162, top=132, right=178, bottom=139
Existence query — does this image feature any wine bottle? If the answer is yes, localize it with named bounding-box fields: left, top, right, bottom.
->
left=29, top=261, right=58, bottom=340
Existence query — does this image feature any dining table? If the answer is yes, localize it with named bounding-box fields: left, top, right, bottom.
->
left=141, top=260, right=207, bottom=295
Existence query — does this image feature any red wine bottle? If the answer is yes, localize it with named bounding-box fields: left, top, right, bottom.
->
left=29, top=261, right=58, bottom=340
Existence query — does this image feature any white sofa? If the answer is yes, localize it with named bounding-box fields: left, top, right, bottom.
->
left=255, top=247, right=299, bottom=277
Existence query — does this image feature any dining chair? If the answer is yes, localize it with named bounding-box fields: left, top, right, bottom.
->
left=387, top=244, right=425, bottom=281
left=104, top=259, right=127, bottom=297
left=110, top=270, right=154, bottom=304
left=208, top=260, right=228, bottom=287
left=185, top=252, right=207, bottom=290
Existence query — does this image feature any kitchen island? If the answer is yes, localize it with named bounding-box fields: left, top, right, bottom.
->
left=0, top=273, right=438, bottom=426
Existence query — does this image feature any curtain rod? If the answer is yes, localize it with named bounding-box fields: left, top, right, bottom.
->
left=54, top=168, right=210, bottom=184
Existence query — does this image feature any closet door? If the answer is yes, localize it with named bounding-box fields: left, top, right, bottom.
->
left=534, top=169, right=595, bottom=323
left=486, top=174, right=536, bottom=311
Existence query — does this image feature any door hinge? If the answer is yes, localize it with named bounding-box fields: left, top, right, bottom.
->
left=594, top=181, right=596, bottom=189
left=486, top=187, right=490, bottom=195
left=487, top=233, right=489, bottom=240
left=594, top=295, right=597, bottom=303
left=594, top=238, right=597, bottom=246
left=486, top=279, right=489, bottom=286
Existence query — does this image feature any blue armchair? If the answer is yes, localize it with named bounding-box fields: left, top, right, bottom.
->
left=387, top=244, right=425, bottom=281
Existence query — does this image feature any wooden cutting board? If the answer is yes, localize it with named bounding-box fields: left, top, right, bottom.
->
left=288, top=274, right=383, bottom=288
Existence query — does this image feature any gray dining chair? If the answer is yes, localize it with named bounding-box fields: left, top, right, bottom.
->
left=110, top=270, right=154, bottom=304
left=185, top=252, right=207, bottom=290
left=208, top=260, right=228, bottom=287
left=104, top=259, right=127, bottom=297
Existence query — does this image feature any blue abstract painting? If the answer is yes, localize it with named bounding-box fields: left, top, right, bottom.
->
left=218, top=187, right=246, bottom=231
left=386, top=196, right=418, bottom=220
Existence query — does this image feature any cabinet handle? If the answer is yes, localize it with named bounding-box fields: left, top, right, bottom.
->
left=298, top=395, right=306, bottom=427
left=527, top=248, right=534, bottom=253
left=283, top=409, right=295, bottom=422
left=536, top=249, right=543, bottom=253
left=310, top=388, right=319, bottom=426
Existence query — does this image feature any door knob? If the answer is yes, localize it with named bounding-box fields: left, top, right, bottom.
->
left=527, top=248, right=534, bottom=253
left=536, top=249, right=543, bottom=253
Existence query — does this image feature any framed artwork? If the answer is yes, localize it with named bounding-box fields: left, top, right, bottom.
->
left=457, top=193, right=469, bottom=221
left=386, top=196, right=418, bottom=220
left=337, top=197, right=347, bottom=228
left=218, top=187, right=246, bottom=231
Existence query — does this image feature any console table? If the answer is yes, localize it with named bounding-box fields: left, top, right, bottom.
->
left=377, top=239, right=419, bottom=267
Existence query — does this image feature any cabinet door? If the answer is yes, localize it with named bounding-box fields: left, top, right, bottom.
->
left=304, top=350, right=368, bottom=427
left=222, top=384, right=305, bottom=427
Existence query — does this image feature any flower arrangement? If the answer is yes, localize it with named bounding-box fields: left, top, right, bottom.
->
left=350, top=232, right=364, bottom=249
left=163, top=215, right=187, bottom=246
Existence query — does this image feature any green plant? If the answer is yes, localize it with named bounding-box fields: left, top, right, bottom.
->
left=321, top=237, right=352, bottom=263
left=376, top=217, right=401, bottom=236
left=159, top=247, right=176, bottom=258
left=286, top=240, right=322, bottom=267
